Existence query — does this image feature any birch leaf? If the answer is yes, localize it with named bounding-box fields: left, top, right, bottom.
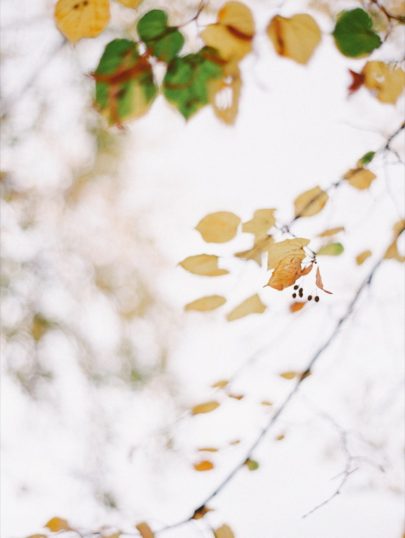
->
left=333, top=8, right=381, bottom=58
left=196, top=211, right=240, bottom=243
left=267, top=238, right=309, bottom=270
left=362, top=61, right=405, bottom=104
left=209, top=61, right=241, bottom=125
left=266, top=256, right=305, bottom=291
left=135, top=522, right=154, bottom=538
left=214, top=525, right=235, bottom=538
left=356, top=250, right=372, bottom=265
left=267, top=14, right=321, bottom=64
left=179, top=255, right=229, bottom=276
left=315, top=267, right=333, bottom=294
left=245, top=458, right=259, bottom=471
left=194, top=460, right=214, bottom=471
left=191, top=401, right=220, bottom=415
left=318, top=226, right=345, bottom=237
left=294, top=186, right=328, bottom=217
left=242, top=208, right=276, bottom=240
left=344, top=168, right=376, bottom=190
left=235, top=236, right=274, bottom=266
left=54, top=0, right=110, bottom=42
left=45, top=518, right=70, bottom=532
left=226, top=294, right=266, bottom=321
left=185, top=295, right=226, bottom=312
left=317, top=242, right=344, bottom=256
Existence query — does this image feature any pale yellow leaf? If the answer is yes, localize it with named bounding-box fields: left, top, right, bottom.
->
left=344, top=168, right=376, bottom=190
left=362, top=61, right=405, bottom=104
left=27, top=535, right=47, bottom=538
left=318, top=226, right=345, bottom=237
left=218, top=1, right=255, bottom=36
left=235, top=236, right=274, bottom=266
left=197, top=447, right=219, bottom=452
left=194, top=459, right=214, bottom=471
left=196, top=211, right=240, bottom=243
left=355, top=249, right=372, bottom=265
left=384, top=241, right=405, bottom=262
left=45, top=517, right=70, bottom=532
left=54, top=0, right=110, bottom=42
left=214, top=524, right=235, bottom=538
left=185, top=295, right=226, bottom=312
left=267, top=14, right=321, bottom=64
left=179, top=255, right=229, bottom=276
left=260, top=400, right=273, bottom=406
left=135, top=522, right=154, bottom=538
left=211, top=379, right=229, bottom=389
left=242, top=208, right=276, bottom=240
left=267, top=238, right=309, bottom=270
left=280, top=371, right=298, bottom=380
left=294, top=186, right=328, bottom=217
left=209, top=61, right=241, bottom=125
left=116, top=0, right=143, bottom=7
left=191, top=401, right=220, bottom=415
left=226, top=293, right=266, bottom=321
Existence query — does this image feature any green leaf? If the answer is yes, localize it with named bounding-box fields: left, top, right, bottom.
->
left=245, top=458, right=260, bottom=471
left=333, top=9, right=381, bottom=58
left=357, top=151, right=375, bottom=167
left=96, top=39, right=138, bottom=75
left=163, top=48, right=223, bottom=119
left=317, top=242, right=344, bottom=256
left=137, top=9, right=184, bottom=62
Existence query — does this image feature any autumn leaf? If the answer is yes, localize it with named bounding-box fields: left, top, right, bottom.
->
left=245, top=458, right=259, bottom=471
left=333, top=8, right=381, bottom=58
left=344, top=167, right=376, bottom=190
left=294, top=186, right=328, bottom=218
left=242, top=208, right=276, bottom=240
left=279, top=371, right=299, bottom=380
left=209, top=60, right=241, bottom=125
left=315, top=267, right=333, bottom=294
left=356, top=250, right=372, bottom=265
left=384, top=219, right=405, bottom=262
left=55, top=0, right=110, bottom=42
left=318, top=226, right=345, bottom=238
left=226, top=294, right=266, bottom=321
left=45, top=517, right=70, bottom=532
left=317, top=242, right=344, bottom=256
left=192, top=505, right=213, bottom=519
left=185, top=295, right=226, bottom=312
left=27, top=535, right=47, bottom=538
left=290, top=301, right=306, bottom=313
left=275, top=433, right=285, bottom=441
left=235, top=236, right=274, bottom=266
left=194, top=460, right=214, bottom=471
left=197, top=447, right=219, bottom=452
left=211, top=379, right=229, bottom=389
left=191, top=401, right=220, bottom=415
left=260, top=400, right=273, bottom=406
left=266, top=256, right=305, bottom=291
left=214, top=524, right=235, bottom=538
left=267, top=238, right=309, bottom=270
left=137, top=10, right=184, bottom=62
left=267, top=14, right=321, bottom=64
left=357, top=151, right=375, bottom=167
left=348, top=69, right=365, bottom=94
left=116, top=0, right=143, bottom=7
left=362, top=61, right=405, bottom=104
left=179, top=254, right=229, bottom=276
left=135, top=522, right=154, bottom=538
left=201, top=1, right=255, bottom=61
left=196, top=211, right=240, bottom=242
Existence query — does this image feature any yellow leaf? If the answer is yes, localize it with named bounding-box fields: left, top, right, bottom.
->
left=201, top=1, right=255, bottom=61
left=226, top=294, right=267, bottom=321
left=179, top=255, right=229, bottom=276
left=294, top=186, right=328, bottom=218
left=242, top=208, right=276, bottom=240
left=185, top=295, right=226, bottom=312
left=27, top=535, right=47, bottom=538
left=267, top=14, right=321, bottom=64
left=191, top=401, right=220, bottom=415
left=290, top=301, right=306, bottom=313
left=267, top=238, right=309, bottom=270
left=362, top=62, right=405, bottom=104
left=54, top=0, right=110, bottom=43
left=235, top=236, right=274, bottom=266
left=45, top=517, right=70, bottom=532
left=211, top=379, right=229, bottom=389
left=196, top=211, right=240, bottom=243
left=384, top=241, right=405, bottom=262
left=280, top=371, right=298, bottom=380
left=209, top=61, right=241, bottom=125
left=315, top=266, right=333, bottom=294
left=275, top=433, right=285, bottom=441
left=260, top=400, right=273, bottom=406
left=194, top=459, right=214, bottom=471
left=197, top=447, right=219, bottom=452
left=116, top=0, right=143, bottom=7
left=267, top=256, right=304, bottom=290
left=355, top=249, right=372, bottom=265
left=318, top=226, right=345, bottom=237
left=135, top=522, right=154, bottom=538
left=214, top=524, right=235, bottom=538
left=192, top=505, right=213, bottom=520
left=344, top=168, right=376, bottom=190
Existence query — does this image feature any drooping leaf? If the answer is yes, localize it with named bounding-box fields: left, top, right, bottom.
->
left=242, top=208, right=276, bottom=240
left=54, top=0, right=110, bottom=42
left=196, top=211, right=240, bottom=242
left=290, top=301, right=306, bottom=313
left=226, top=294, right=267, bottom=321
left=357, top=151, right=375, bottom=167
left=317, top=242, right=344, bottom=256
left=135, top=522, right=154, bottom=538
left=201, top=1, right=255, bottom=61
left=344, top=167, right=376, bottom=190
left=94, top=39, right=157, bottom=124
left=266, top=256, right=305, bottom=291
left=191, top=401, right=220, bottom=415
left=192, top=505, right=213, bottom=520
left=214, top=525, right=235, bottom=538
left=355, top=250, right=372, bottom=265
left=185, top=295, right=226, bottom=312
left=294, top=186, right=328, bottom=218
left=137, top=10, right=184, bottom=62
left=179, top=254, right=229, bottom=276
left=267, top=238, right=309, bottom=270
left=318, top=226, right=345, bottom=238
left=348, top=69, right=365, bottom=94
left=208, top=60, right=241, bottom=124
left=315, top=266, right=333, bottom=294
left=267, top=14, right=321, bottom=64
left=45, top=518, right=70, bottom=532
left=163, top=48, right=224, bottom=119
left=362, top=62, right=405, bottom=104
left=235, top=236, right=274, bottom=266
left=333, top=9, right=381, bottom=58
left=194, top=460, right=214, bottom=471
left=245, top=458, right=259, bottom=471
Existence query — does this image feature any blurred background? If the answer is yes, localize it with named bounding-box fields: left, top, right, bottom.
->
left=1, top=0, right=404, bottom=537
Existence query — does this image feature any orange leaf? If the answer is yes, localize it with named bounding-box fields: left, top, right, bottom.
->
left=290, top=301, right=306, bottom=313
left=135, top=522, right=154, bottom=538
left=194, top=460, right=214, bottom=471
left=45, top=517, right=70, bottom=532
left=315, top=267, right=333, bottom=294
